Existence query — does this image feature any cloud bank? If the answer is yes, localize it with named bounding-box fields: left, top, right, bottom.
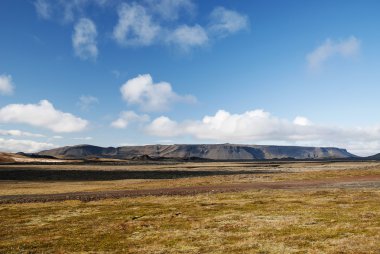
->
left=0, top=138, right=55, bottom=153
left=144, top=109, right=380, bottom=156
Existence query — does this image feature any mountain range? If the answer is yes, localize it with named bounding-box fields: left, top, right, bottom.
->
left=36, top=144, right=357, bottom=160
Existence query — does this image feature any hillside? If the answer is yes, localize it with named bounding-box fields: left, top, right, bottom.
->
left=0, top=152, right=69, bottom=163
left=365, top=153, right=380, bottom=160
left=0, top=153, right=16, bottom=163
left=37, top=144, right=356, bottom=160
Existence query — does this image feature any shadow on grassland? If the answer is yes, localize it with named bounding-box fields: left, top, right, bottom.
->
left=0, top=168, right=282, bottom=181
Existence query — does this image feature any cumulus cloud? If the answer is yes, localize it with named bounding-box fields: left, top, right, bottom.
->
left=144, top=109, right=380, bottom=156
left=145, top=116, right=182, bottom=137
left=0, top=129, right=45, bottom=138
left=0, top=138, right=55, bottom=153
left=77, top=95, right=99, bottom=111
left=111, top=111, right=150, bottom=129
left=307, top=36, right=360, bottom=70
left=0, top=74, right=14, bottom=96
left=208, top=7, right=249, bottom=38
left=72, top=18, right=98, bottom=60
left=0, top=100, right=88, bottom=133
left=166, top=25, right=208, bottom=51
left=113, top=3, right=161, bottom=46
left=120, top=74, right=196, bottom=112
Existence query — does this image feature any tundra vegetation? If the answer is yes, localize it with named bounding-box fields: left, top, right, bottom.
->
left=0, top=161, right=379, bottom=253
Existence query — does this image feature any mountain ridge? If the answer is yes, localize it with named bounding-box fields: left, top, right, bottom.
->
left=37, top=144, right=357, bottom=160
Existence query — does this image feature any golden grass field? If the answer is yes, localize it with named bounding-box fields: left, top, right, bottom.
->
left=0, top=161, right=379, bottom=253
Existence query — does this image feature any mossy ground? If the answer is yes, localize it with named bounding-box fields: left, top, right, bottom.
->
left=1, top=188, right=379, bottom=253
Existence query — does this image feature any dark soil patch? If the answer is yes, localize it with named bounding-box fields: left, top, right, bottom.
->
left=0, top=169, right=281, bottom=181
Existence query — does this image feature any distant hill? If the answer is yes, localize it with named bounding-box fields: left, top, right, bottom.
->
left=365, top=153, right=380, bottom=160
left=0, top=152, right=65, bottom=163
left=37, top=144, right=357, bottom=160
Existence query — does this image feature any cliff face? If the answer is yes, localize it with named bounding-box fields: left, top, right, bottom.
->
left=37, top=144, right=356, bottom=160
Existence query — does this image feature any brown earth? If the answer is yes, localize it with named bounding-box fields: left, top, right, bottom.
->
left=1, top=174, right=379, bottom=204
left=0, top=153, right=15, bottom=163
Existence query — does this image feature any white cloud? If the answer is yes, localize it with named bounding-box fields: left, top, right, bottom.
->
left=34, top=0, right=51, bottom=19
left=145, top=116, right=181, bottom=137
left=35, top=1, right=249, bottom=52
left=52, top=135, right=63, bottom=139
left=307, top=36, right=360, bottom=70
left=111, top=111, right=150, bottom=129
left=0, top=100, right=88, bottom=133
left=0, top=129, right=45, bottom=138
left=145, top=0, right=195, bottom=21
left=112, top=3, right=248, bottom=51
left=146, top=109, right=294, bottom=140
left=0, top=74, right=14, bottom=96
left=113, top=3, right=161, bottom=46
left=293, top=116, right=312, bottom=126
left=120, top=74, right=196, bottom=112
left=72, top=18, right=98, bottom=60
left=0, top=138, right=55, bottom=153
left=144, top=109, right=380, bottom=156
left=77, top=95, right=99, bottom=110
left=208, top=7, right=249, bottom=38
left=166, top=25, right=208, bottom=51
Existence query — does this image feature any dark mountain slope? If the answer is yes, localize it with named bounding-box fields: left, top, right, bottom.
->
left=37, top=144, right=357, bottom=160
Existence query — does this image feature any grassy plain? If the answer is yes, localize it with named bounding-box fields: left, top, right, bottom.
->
left=0, top=161, right=379, bottom=253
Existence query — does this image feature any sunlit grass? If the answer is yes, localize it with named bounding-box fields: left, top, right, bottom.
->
left=0, top=188, right=379, bottom=253
left=0, top=161, right=379, bottom=253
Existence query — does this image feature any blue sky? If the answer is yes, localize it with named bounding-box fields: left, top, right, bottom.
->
left=1, top=0, right=380, bottom=155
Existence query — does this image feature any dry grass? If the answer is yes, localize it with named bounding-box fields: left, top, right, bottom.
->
left=0, top=188, right=379, bottom=253
left=0, top=161, right=379, bottom=253
left=0, top=161, right=379, bottom=196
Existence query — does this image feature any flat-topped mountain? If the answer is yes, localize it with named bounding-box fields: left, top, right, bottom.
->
left=37, top=144, right=356, bottom=160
